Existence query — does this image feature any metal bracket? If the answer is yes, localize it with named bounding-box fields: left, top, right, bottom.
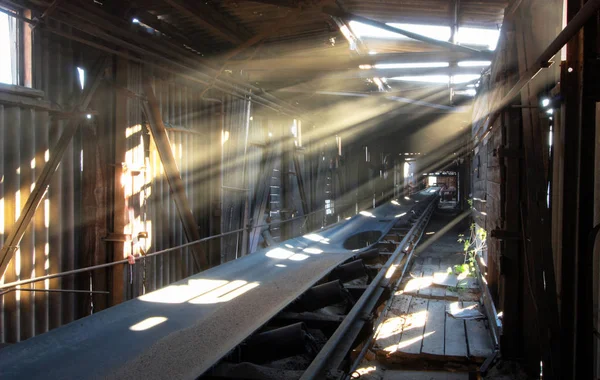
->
left=102, top=233, right=131, bottom=242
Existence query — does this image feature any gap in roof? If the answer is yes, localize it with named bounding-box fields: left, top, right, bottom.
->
left=388, top=74, right=481, bottom=84
left=374, top=62, right=449, bottom=69
left=348, top=21, right=500, bottom=51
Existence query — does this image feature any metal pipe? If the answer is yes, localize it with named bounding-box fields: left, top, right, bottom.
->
left=0, top=288, right=109, bottom=296
left=473, top=0, right=600, bottom=150
left=300, top=198, right=438, bottom=379
left=0, top=207, right=328, bottom=290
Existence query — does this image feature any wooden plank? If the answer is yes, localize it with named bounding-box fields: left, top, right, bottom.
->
left=0, top=56, right=108, bottom=279
left=404, top=268, right=423, bottom=294
left=248, top=144, right=277, bottom=253
left=418, top=267, right=434, bottom=297
left=397, top=297, right=428, bottom=355
left=141, top=77, right=207, bottom=271
left=375, top=311, right=406, bottom=354
left=515, top=10, right=562, bottom=377
left=463, top=301, right=494, bottom=359
left=421, top=299, right=446, bottom=356
left=293, top=152, right=309, bottom=216
left=444, top=301, right=468, bottom=358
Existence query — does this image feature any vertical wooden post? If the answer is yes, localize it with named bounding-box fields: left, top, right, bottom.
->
left=141, top=76, right=207, bottom=271
left=515, top=7, right=561, bottom=378
left=281, top=119, right=294, bottom=240
left=209, top=101, right=222, bottom=267
left=110, top=56, right=127, bottom=305
left=0, top=57, right=107, bottom=279
left=559, top=0, right=598, bottom=377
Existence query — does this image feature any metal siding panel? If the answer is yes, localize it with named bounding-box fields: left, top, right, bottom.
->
left=2, top=106, right=21, bottom=342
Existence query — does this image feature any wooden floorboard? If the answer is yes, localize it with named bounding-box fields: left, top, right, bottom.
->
left=444, top=301, right=468, bottom=358
left=421, top=299, right=446, bottom=356
left=374, top=254, right=493, bottom=372
left=374, top=295, right=412, bottom=353
left=397, top=297, right=428, bottom=355
left=418, top=266, right=434, bottom=297
left=463, top=301, right=494, bottom=359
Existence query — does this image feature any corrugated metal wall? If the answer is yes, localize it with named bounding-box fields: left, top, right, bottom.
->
left=0, top=19, right=321, bottom=343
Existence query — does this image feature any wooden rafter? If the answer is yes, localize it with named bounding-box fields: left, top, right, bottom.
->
left=162, top=0, right=251, bottom=44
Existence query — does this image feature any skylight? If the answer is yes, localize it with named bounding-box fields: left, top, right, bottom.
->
left=374, top=62, right=449, bottom=69
left=457, top=61, right=492, bottom=67
left=388, top=74, right=481, bottom=84
left=457, top=27, right=500, bottom=50
left=350, top=21, right=451, bottom=41
left=348, top=21, right=500, bottom=51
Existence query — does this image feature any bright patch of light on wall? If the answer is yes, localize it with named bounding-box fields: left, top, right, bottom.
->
left=86, top=114, right=92, bottom=119
left=457, top=61, right=491, bottom=67
left=374, top=62, right=449, bottom=69
left=546, top=109, right=553, bottom=115
left=541, top=98, right=550, bottom=107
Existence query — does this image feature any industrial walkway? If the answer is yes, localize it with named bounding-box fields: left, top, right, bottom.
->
left=359, top=204, right=495, bottom=379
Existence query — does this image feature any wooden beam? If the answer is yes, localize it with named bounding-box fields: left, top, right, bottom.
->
left=141, top=77, right=208, bottom=272
left=110, top=55, right=128, bottom=306
left=293, top=152, right=309, bottom=216
left=249, top=142, right=279, bottom=253
left=515, top=8, right=561, bottom=378
left=162, top=0, right=250, bottom=44
left=0, top=56, right=108, bottom=279
left=227, top=51, right=485, bottom=71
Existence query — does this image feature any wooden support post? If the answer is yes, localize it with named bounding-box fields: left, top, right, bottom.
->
left=110, top=56, right=128, bottom=305
left=0, top=56, right=108, bottom=279
left=281, top=122, right=294, bottom=240
left=515, top=9, right=561, bottom=378
left=499, top=106, right=522, bottom=360
left=293, top=152, right=309, bottom=217
left=248, top=143, right=278, bottom=254
left=141, top=77, right=207, bottom=271
left=559, top=0, right=599, bottom=377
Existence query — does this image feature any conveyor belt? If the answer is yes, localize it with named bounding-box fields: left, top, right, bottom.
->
left=0, top=189, right=440, bottom=380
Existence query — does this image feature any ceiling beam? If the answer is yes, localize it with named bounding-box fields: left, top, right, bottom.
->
left=449, top=0, right=459, bottom=43
left=162, top=0, right=251, bottom=44
left=244, top=66, right=484, bottom=81
left=227, top=51, right=490, bottom=71
left=276, top=89, right=465, bottom=111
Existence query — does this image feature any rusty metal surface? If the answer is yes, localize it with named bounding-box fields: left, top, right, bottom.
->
left=0, top=192, right=437, bottom=379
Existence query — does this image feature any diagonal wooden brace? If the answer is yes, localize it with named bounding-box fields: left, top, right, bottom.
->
left=0, top=56, right=109, bottom=278
left=141, top=77, right=208, bottom=271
